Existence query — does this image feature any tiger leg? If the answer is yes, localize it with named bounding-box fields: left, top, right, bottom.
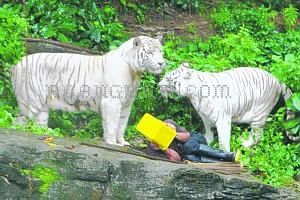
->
left=242, top=123, right=264, bottom=148
left=202, top=117, right=214, bottom=145
left=35, top=110, right=49, bottom=126
left=100, top=100, right=121, bottom=145
left=15, top=115, right=28, bottom=125
left=15, top=101, right=36, bottom=125
left=116, top=104, right=132, bottom=146
left=215, top=118, right=232, bottom=152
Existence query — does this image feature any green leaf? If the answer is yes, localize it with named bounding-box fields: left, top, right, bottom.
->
left=284, top=118, right=300, bottom=129
left=43, top=28, right=57, bottom=38
left=57, top=33, right=69, bottom=43
left=285, top=54, right=295, bottom=62
left=119, top=0, right=127, bottom=6
left=291, top=93, right=300, bottom=111
left=290, top=125, right=300, bottom=134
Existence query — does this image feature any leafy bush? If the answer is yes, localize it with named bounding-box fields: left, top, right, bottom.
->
left=283, top=5, right=299, bottom=30
left=163, top=35, right=231, bottom=72
left=119, top=0, right=148, bottom=24
left=210, top=28, right=263, bottom=66
left=260, top=30, right=300, bottom=63
left=163, top=28, right=262, bottom=70
left=15, top=121, right=63, bottom=137
left=0, top=105, right=14, bottom=128
left=238, top=109, right=299, bottom=186
left=243, top=0, right=300, bottom=10
left=48, top=110, right=101, bottom=139
left=0, top=105, right=63, bottom=137
left=211, top=3, right=277, bottom=38
left=269, top=53, right=300, bottom=92
left=4, top=0, right=128, bottom=51
left=170, top=0, right=202, bottom=12
left=0, top=7, right=27, bottom=65
left=284, top=93, right=300, bottom=137
left=0, top=6, right=27, bottom=105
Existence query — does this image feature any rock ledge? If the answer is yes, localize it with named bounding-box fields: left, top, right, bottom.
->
left=0, top=129, right=298, bottom=200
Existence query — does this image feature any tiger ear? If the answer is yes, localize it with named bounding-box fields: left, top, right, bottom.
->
left=133, top=37, right=142, bottom=50
left=184, top=70, right=192, bottom=79
left=155, top=34, right=163, bottom=43
left=181, top=62, right=190, bottom=68
left=181, top=63, right=192, bottom=79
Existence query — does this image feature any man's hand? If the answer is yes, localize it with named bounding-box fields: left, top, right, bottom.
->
left=165, top=122, right=176, bottom=130
left=165, top=148, right=181, bottom=161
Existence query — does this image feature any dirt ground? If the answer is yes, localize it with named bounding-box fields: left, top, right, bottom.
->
left=120, top=5, right=215, bottom=39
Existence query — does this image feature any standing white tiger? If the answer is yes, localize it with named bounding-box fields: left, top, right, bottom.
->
left=11, top=36, right=165, bottom=146
left=159, top=63, right=296, bottom=151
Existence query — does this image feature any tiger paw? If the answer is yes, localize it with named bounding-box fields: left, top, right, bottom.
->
left=242, top=139, right=254, bottom=148
left=104, top=138, right=118, bottom=146
left=105, top=141, right=124, bottom=147
left=117, top=140, right=130, bottom=146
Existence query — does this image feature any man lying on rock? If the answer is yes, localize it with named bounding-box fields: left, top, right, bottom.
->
left=145, top=119, right=240, bottom=163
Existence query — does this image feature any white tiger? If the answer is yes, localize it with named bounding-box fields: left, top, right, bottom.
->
left=11, top=36, right=165, bottom=146
left=159, top=63, right=297, bottom=151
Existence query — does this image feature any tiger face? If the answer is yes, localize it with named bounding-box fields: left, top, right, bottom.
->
left=159, top=62, right=193, bottom=97
left=133, top=36, right=165, bottom=74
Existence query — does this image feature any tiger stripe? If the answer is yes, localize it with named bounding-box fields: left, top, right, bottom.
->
left=11, top=36, right=165, bottom=146
left=159, top=63, right=298, bottom=151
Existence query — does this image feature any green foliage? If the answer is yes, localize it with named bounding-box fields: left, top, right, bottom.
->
left=0, top=6, right=26, bottom=132
left=187, top=22, right=197, bottom=34
left=0, top=105, right=14, bottom=128
left=15, top=121, right=63, bottom=137
left=269, top=53, right=300, bottom=92
left=211, top=3, right=277, bottom=37
left=0, top=106, right=63, bottom=137
left=261, top=30, right=300, bottom=63
left=5, top=0, right=128, bottom=51
left=236, top=110, right=300, bottom=186
left=283, top=5, right=299, bottom=30
left=243, top=0, right=300, bottom=10
left=163, top=28, right=262, bottom=70
left=0, top=7, right=27, bottom=65
left=284, top=93, right=300, bottom=136
left=163, top=35, right=231, bottom=72
left=0, top=6, right=27, bottom=106
left=210, top=28, right=262, bottom=66
left=170, top=0, right=202, bottom=12
left=22, top=165, right=63, bottom=193
left=49, top=111, right=101, bottom=139
left=126, top=3, right=147, bottom=24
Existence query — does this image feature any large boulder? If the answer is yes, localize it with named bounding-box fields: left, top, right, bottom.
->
left=0, top=129, right=298, bottom=199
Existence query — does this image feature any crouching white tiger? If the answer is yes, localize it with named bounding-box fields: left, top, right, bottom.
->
left=159, top=63, right=298, bottom=152
left=11, top=36, right=165, bottom=146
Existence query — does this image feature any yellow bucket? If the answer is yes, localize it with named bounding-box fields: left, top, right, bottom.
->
left=136, top=113, right=176, bottom=150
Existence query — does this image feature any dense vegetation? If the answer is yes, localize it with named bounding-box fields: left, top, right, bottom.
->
left=0, top=0, right=299, bottom=186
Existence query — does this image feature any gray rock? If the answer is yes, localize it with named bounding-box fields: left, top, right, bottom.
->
left=0, top=128, right=298, bottom=200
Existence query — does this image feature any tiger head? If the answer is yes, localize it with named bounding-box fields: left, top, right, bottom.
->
left=159, top=62, right=194, bottom=97
left=123, top=36, right=165, bottom=74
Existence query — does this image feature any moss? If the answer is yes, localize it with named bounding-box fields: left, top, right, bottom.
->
left=22, top=164, right=63, bottom=193
left=111, top=182, right=137, bottom=200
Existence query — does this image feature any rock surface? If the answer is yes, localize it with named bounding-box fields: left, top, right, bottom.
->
left=25, top=38, right=102, bottom=55
left=0, top=129, right=298, bottom=200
